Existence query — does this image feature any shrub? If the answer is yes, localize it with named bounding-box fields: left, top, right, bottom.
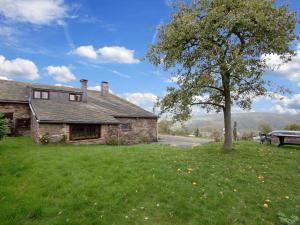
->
left=105, top=127, right=119, bottom=145
left=259, top=123, right=272, bottom=134
left=284, top=124, right=300, bottom=131
left=240, top=132, right=256, bottom=141
left=0, top=114, right=9, bottom=141
left=211, top=130, right=223, bottom=142
left=40, top=133, right=50, bottom=145
left=59, top=134, right=67, bottom=143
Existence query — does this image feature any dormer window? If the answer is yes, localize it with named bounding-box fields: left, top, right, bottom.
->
left=33, top=90, right=49, bottom=100
left=69, top=94, right=82, bottom=102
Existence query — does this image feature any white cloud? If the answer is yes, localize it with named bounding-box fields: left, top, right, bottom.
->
left=46, top=65, right=76, bottom=83
left=108, top=69, right=130, bottom=78
left=0, top=0, right=68, bottom=25
left=0, top=55, right=39, bottom=80
left=98, top=46, right=139, bottom=64
left=88, top=85, right=114, bottom=94
left=72, top=45, right=97, bottom=59
left=263, top=46, right=300, bottom=86
left=255, top=92, right=300, bottom=115
left=123, top=92, right=158, bottom=111
left=72, top=45, right=140, bottom=64
left=55, top=83, right=73, bottom=87
left=0, top=76, right=11, bottom=80
left=88, top=85, right=101, bottom=91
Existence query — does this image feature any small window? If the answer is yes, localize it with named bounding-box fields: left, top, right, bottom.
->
left=33, top=90, right=49, bottom=100
left=69, top=94, right=81, bottom=102
left=41, top=91, right=49, bottom=99
left=34, top=91, right=41, bottom=99
left=120, top=123, right=132, bottom=131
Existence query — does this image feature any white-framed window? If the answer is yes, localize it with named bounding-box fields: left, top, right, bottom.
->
left=33, top=90, right=49, bottom=99
left=69, top=94, right=82, bottom=102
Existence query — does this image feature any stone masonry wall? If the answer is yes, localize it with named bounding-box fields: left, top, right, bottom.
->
left=0, top=103, right=31, bottom=135
left=35, top=123, right=113, bottom=144
left=117, top=118, right=157, bottom=144
left=31, top=113, right=40, bottom=142
left=38, top=123, right=67, bottom=143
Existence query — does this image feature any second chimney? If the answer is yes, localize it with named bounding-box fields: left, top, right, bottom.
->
left=101, top=81, right=109, bottom=96
left=80, top=79, right=88, bottom=103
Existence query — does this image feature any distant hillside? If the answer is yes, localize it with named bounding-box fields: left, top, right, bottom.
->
left=179, top=112, right=300, bottom=133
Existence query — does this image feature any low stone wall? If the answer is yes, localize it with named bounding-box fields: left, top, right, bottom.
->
left=117, top=118, right=158, bottom=144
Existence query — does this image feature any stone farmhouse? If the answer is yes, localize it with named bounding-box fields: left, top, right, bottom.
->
left=0, top=79, right=158, bottom=144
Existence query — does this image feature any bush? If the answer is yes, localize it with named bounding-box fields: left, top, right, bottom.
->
left=240, top=132, right=256, bottom=141
left=40, top=133, right=50, bottom=144
left=105, top=127, right=119, bottom=145
left=211, top=130, right=222, bottom=142
left=259, top=123, right=272, bottom=134
left=0, top=114, right=9, bottom=141
left=284, top=124, right=300, bottom=131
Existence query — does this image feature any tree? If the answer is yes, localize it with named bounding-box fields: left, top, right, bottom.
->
left=259, top=122, right=272, bottom=134
left=0, top=114, right=9, bottom=141
left=233, top=121, right=237, bottom=141
left=284, top=124, right=300, bottom=131
left=147, top=0, right=299, bottom=151
left=195, top=128, right=200, bottom=137
left=158, top=120, right=173, bottom=134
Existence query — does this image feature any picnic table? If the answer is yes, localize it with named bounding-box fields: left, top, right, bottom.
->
left=270, top=130, right=300, bottom=147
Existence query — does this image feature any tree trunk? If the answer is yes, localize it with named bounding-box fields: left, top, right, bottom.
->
left=223, top=93, right=233, bottom=151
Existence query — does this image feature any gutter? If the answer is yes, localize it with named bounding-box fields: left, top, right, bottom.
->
left=38, top=120, right=120, bottom=125
left=0, top=99, right=29, bottom=104
left=29, top=102, right=39, bottom=121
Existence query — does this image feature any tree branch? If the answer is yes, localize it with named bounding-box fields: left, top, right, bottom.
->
left=191, top=101, right=224, bottom=108
left=200, top=85, right=224, bottom=93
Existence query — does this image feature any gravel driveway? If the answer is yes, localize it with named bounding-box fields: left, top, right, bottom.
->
left=157, top=135, right=212, bottom=148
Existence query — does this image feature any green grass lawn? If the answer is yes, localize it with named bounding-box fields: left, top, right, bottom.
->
left=0, top=137, right=299, bottom=225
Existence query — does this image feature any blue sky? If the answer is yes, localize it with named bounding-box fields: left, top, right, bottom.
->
left=0, top=0, right=299, bottom=114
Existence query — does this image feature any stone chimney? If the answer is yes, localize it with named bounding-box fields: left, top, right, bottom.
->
left=80, top=79, right=88, bottom=102
left=101, top=81, right=109, bottom=96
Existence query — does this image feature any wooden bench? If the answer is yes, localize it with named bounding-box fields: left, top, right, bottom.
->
left=270, top=131, right=300, bottom=147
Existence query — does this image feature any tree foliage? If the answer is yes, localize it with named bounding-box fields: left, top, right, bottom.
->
left=259, top=122, right=272, bottom=134
left=148, top=0, right=299, bottom=150
left=0, top=114, right=9, bottom=141
left=284, top=124, right=300, bottom=131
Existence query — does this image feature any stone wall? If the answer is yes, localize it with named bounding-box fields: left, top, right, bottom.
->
left=117, top=118, right=158, bottom=144
left=31, top=113, right=39, bottom=142
left=0, top=103, right=31, bottom=135
left=38, top=123, right=67, bottom=143
left=34, top=123, right=113, bottom=144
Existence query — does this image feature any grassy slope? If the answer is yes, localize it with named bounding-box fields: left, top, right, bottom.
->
left=0, top=137, right=299, bottom=225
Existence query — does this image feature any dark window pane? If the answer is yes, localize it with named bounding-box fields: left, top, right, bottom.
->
left=70, top=125, right=100, bottom=140
left=15, top=119, right=30, bottom=130
left=120, top=123, right=132, bottom=131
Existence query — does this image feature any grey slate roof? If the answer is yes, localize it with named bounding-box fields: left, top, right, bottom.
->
left=0, top=79, right=157, bottom=124
left=30, top=99, right=119, bottom=124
